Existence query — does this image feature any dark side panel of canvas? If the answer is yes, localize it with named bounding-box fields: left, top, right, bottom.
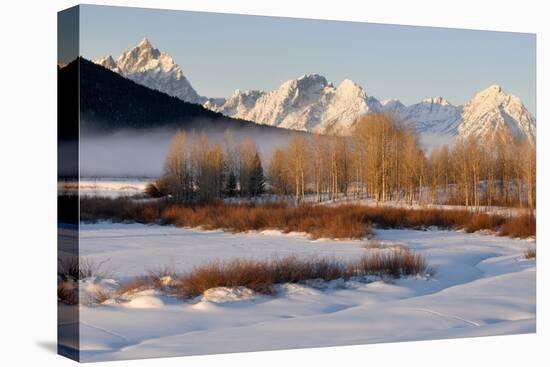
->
left=57, top=5, right=80, bottom=362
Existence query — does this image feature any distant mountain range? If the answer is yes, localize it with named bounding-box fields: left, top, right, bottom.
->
left=95, top=38, right=536, bottom=145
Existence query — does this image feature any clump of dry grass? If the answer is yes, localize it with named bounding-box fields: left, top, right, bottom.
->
left=177, top=259, right=276, bottom=298
left=58, top=256, right=112, bottom=305
left=464, top=213, right=504, bottom=233
left=118, top=266, right=178, bottom=296
left=89, top=288, right=112, bottom=305
left=117, top=277, right=152, bottom=296
left=499, top=213, right=536, bottom=239
left=523, top=246, right=536, bottom=259
left=357, top=249, right=427, bottom=277
left=147, top=266, right=179, bottom=290
left=175, top=251, right=429, bottom=299
left=58, top=256, right=109, bottom=281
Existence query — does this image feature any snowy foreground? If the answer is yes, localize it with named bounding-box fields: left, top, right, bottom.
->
left=59, top=223, right=536, bottom=362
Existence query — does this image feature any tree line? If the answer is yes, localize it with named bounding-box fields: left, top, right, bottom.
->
left=155, top=114, right=535, bottom=209
left=153, top=130, right=265, bottom=202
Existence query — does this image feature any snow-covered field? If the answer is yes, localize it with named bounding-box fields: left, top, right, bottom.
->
left=58, top=223, right=536, bottom=362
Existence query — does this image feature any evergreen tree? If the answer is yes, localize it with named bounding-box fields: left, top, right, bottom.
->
left=248, top=152, right=265, bottom=197
left=226, top=170, right=237, bottom=197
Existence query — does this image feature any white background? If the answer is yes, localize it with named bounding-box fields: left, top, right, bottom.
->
left=0, top=0, right=547, bottom=366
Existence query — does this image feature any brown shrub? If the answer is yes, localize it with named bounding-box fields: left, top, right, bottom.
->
left=175, top=251, right=429, bottom=299
left=89, top=289, right=112, bottom=305
left=177, top=259, right=276, bottom=298
left=523, top=246, right=536, bottom=259
left=118, top=266, right=178, bottom=296
left=117, top=276, right=153, bottom=296
left=464, top=213, right=504, bottom=233
left=356, top=249, right=427, bottom=277
left=269, top=256, right=348, bottom=283
left=499, top=213, right=536, bottom=238
left=58, top=256, right=109, bottom=281
left=362, top=207, right=473, bottom=230
left=308, top=211, right=370, bottom=239
left=140, top=206, right=162, bottom=223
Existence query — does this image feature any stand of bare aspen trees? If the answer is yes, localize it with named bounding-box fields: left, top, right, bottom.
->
left=160, top=130, right=265, bottom=202
left=160, top=114, right=535, bottom=209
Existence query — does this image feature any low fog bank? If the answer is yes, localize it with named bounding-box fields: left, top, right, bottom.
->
left=418, top=133, right=455, bottom=153
left=76, top=122, right=451, bottom=177
left=80, top=126, right=298, bottom=178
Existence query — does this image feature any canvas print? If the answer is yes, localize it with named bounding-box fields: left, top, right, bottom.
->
left=58, top=4, right=536, bottom=362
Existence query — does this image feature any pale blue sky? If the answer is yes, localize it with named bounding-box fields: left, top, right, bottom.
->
left=79, top=4, right=536, bottom=113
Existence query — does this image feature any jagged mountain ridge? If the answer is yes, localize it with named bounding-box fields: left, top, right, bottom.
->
left=215, top=78, right=535, bottom=143
left=211, top=75, right=383, bottom=134
left=94, top=39, right=536, bottom=143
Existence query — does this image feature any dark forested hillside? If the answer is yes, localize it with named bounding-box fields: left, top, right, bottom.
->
left=58, top=58, right=296, bottom=135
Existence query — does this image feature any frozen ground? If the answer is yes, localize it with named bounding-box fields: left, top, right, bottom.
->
left=58, top=223, right=536, bottom=361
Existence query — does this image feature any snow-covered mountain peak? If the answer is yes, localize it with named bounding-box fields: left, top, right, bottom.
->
left=317, top=79, right=382, bottom=134
left=137, top=37, right=152, bottom=48
left=329, top=79, right=372, bottom=110
left=95, top=55, right=117, bottom=70
left=458, top=85, right=535, bottom=142
left=421, top=96, right=451, bottom=106
left=484, top=84, right=503, bottom=94
left=297, top=73, right=327, bottom=83
left=381, top=99, right=405, bottom=108
left=466, top=85, right=525, bottom=115
left=116, top=39, right=163, bottom=73
left=230, top=89, right=244, bottom=97
left=336, top=79, right=366, bottom=96
left=282, top=74, right=329, bottom=95
left=338, top=78, right=360, bottom=87
left=470, top=84, right=507, bottom=103
left=94, top=38, right=203, bottom=104
left=238, top=89, right=262, bottom=97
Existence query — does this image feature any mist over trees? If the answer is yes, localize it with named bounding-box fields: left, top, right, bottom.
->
left=155, top=114, right=535, bottom=209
